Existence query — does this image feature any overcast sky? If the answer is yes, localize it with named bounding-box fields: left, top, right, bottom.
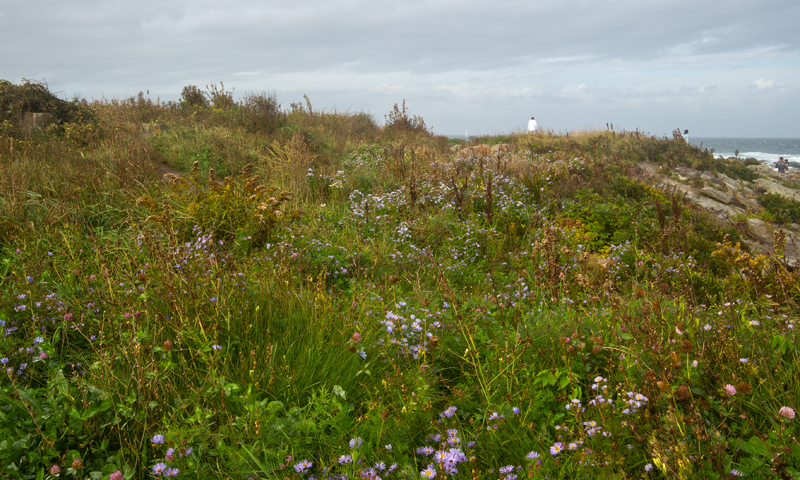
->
left=2, top=0, right=798, bottom=137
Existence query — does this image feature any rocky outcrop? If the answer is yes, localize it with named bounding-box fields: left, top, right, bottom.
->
left=753, top=178, right=800, bottom=201
left=642, top=162, right=800, bottom=268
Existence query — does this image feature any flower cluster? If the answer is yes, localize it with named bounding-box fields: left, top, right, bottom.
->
left=377, top=303, right=444, bottom=360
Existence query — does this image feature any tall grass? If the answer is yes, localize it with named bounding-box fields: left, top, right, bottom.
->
left=0, top=82, right=798, bottom=479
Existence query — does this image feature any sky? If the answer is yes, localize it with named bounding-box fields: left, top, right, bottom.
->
left=2, top=0, right=799, bottom=137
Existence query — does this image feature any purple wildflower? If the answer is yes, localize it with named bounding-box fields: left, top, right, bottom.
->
left=152, top=462, right=167, bottom=475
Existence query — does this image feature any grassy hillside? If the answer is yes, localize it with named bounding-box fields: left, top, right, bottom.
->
left=1, top=81, right=798, bottom=480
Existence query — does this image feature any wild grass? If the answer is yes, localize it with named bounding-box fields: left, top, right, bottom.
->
left=0, top=82, right=798, bottom=480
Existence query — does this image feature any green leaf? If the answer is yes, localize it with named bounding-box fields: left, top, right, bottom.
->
left=534, top=370, right=557, bottom=387
left=81, top=398, right=113, bottom=420
left=729, top=436, right=770, bottom=457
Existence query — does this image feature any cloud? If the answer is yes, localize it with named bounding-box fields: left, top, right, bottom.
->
left=753, top=78, right=775, bottom=89
left=2, top=0, right=799, bottom=136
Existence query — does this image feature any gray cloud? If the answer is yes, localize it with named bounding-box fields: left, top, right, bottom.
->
left=2, top=0, right=799, bottom=136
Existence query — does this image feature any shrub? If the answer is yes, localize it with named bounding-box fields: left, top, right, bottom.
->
left=758, top=193, right=800, bottom=225
left=383, top=100, right=428, bottom=137
left=239, top=91, right=284, bottom=134
left=205, top=82, right=235, bottom=109
left=180, top=84, right=207, bottom=108
left=0, top=79, right=96, bottom=137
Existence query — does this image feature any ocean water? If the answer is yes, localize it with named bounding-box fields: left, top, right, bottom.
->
left=690, top=137, right=800, bottom=168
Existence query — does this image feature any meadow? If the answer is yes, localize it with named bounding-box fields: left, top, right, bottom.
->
left=0, top=80, right=798, bottom=480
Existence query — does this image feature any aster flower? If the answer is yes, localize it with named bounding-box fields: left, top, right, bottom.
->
left=163, top=467, right=180, bottom=477
left=294, top=460, right=312, bottom=474
left=421, top=465, right=437, bottom=479
left=527, top=451, right=540, bottom=460
left=440, top=406, right=457, bottom=418
left=349, top=437, right=363, bottom=449
left=151, top=434, right=165, bottom=445
left=550, top=442, right=564, bottom=456
left=416, top=446, right=435, bottom=455
left=152, top=462, right=167, bottom=476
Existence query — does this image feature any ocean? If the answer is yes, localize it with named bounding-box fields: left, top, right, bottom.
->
left=689, top=137, right=800, bottom=168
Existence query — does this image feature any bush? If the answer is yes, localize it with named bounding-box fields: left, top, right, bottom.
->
left=206, top=82, right=235, bottom=109
left=0, top=79, right=96, bottom=137
left=239, top=91, right=284, bottom=134
left=180, top=84, right=207, bottom=108
left=758, top=193, right=800, bottom=225
left=383, top=100, right=428, bottom=137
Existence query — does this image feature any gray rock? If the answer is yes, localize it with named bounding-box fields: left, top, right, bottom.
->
left=716, top=173, right=743, bottom=192
left=701, top=186, right=733, bottom=204
left=753, top=178, right=800, bottom=201
left=491, top=143, right=512, bottom=154
left=746, top=218, right=772, bottom=244
left=700, top=172, right=724, bottom=188
left=689, top=194, right=743, bottom=218
left=732, top=192, right=760, bottom=212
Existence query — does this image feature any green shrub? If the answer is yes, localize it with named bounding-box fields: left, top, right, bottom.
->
left=0, top=79, right=96, bottom=137
left=180, top=84, right=207, bottom=108
left=758, top=193, right=800, bottom=225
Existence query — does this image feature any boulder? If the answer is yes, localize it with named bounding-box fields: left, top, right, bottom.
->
left=684, top=191, right=743, bottom=218
left=746, top=218, right=772, bottom=244
left=753, top=178, right=800, bottom=201
left=700, top=172, right=724, bottom=188
left=732, top=192, right=760, bottom=212
left=716, top=173, right=744, bottom=193
left=701, top=186, right=733, bottom=205
left=491, top=143, right=512, bottom=154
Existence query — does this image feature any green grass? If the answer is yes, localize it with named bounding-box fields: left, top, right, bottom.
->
left=0, top=82, right=798, bottom=479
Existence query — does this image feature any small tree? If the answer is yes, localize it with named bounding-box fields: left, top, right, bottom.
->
left=180, top=85, right=207, bottom=108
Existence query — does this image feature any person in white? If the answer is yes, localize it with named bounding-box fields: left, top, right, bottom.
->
left=528, top=116, right=538, bottom=133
